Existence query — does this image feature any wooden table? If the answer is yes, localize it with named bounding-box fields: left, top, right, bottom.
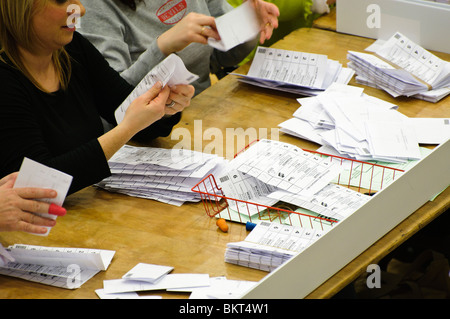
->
left=0, top=28, right=449, bottom=299
left=312, top=6, right=337, bottom=31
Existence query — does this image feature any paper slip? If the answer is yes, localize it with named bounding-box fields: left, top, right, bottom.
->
left=95, top=289, right=162, bottom=299
left=407, top=118, right=450, bottom=145
left=122, top=263, right=173, bottom=283
left=229, top=139, right=342, bottom=197
left=0, top=244, right=115, bottom=289
left=187, top=277, right=257, bottom=299
left=217, top=169, right=278, bottom=216
left=114, top=53, right=198, bottom=124
left=268, top=184, right=371, bottom=222
left=103, top=274, right=210, bottom=294
left=208, top=1, right=259, bottom=51
left=13, top=158, right=73, bottom=236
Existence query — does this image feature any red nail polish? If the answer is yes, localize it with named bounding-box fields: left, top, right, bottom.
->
left=48, top=203, right=67, bottom=216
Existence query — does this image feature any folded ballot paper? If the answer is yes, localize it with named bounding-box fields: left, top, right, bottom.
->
left=278, top=83, right=443, bottom=163
left=96, top=145, right=228, bottom=206
left=208, top=1, right=259, bottom=52
left=225, top=221, right=324, bottom=272
left=231, top=46, right=355, bottom=96
left=13, top=157, right=73, bottom=236
left=114, top=53, right=199, bottom=124
left=347, top=32, right=450, bottom=101
left=0, top=244, right=115, bottom=289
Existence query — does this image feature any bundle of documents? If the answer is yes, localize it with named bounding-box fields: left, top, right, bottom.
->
left=232, top=46, right=355, bottom=96
left=225, top=221, right=324, bottom=272
left=96, top=145, right=228, bottom=206
left=279, top=83, right=449, bottom=163
left=98, top=262, right=256, bottom=299
left=347, top=32, right=450, bottom=102
left=0, top=244, right=114, bottom=289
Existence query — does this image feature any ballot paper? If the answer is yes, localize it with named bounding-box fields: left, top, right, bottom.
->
left=268, top=183, right=371, bottom=222
left=114, top=53, right=198, bottom=124
left=188, top=277, right=257, bottom=299
left=279, top=84, right=425, bottom=163
left=208, top=1, right=259, bottom=51
left=96, top=145, right=228, bottom=206
left=103, top=274, right=210, bottom=294
left=348, top=32, right=450, bottom=100
left=0, top=244, right=115, bottom=289
left=217, top=169, right=278, bottom=216
left=225, top=221, right=324, bottom=272
left=13, top=158, right=73, bottom=236
left=406, top=118, right=450, bottom=144
left=231, top=47, right=355, bottom=95
left=95, top=289, right=162, bottom=299
left=228, top=139, right=342, bottom=197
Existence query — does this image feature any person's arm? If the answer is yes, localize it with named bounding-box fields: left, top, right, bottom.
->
left=73, top=32, right=194, bottom=143
left=80, top=0, right=167, bottom=86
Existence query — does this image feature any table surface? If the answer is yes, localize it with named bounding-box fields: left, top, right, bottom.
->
left=0, top=27, right=449, bottom=299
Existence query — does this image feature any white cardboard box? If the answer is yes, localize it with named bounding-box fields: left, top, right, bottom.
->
left=336, top=0, right=450, bottom=54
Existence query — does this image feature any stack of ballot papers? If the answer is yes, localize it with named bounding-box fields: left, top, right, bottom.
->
left=97, top=263, right=256, bottom=299
left=347, top=32, right=450, bottom=102
left=225, top=221, right=324, bottom=272
left=214, top=139, right=373, bottom=228
left=96, top=145, right=228, bottom=206
left=231, top=46, right=355, bottom=96
left=279, top=83, right=450, bottom=163
left=0, top=244, right=115, bottom=289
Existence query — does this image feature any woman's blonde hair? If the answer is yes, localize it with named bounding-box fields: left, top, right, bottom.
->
left=0, top=0, right=71, bottom=91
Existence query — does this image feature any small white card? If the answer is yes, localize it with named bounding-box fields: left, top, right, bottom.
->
left=122, top=263, right=174, bottom=283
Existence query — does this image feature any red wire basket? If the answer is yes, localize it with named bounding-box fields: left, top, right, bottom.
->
left=191, top=141, right=405, bottom=231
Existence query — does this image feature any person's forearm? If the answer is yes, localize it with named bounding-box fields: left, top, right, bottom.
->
left=97, top=123, right=136, bottom=160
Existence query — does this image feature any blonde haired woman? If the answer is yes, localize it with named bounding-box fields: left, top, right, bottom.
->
left=0, top=0, right=194, bottom=194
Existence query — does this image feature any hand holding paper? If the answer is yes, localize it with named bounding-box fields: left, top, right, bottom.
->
left=10, top=158, right=73, bottom=236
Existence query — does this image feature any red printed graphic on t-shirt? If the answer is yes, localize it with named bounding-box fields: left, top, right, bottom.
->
left=157, top=0, right=187, bottom=25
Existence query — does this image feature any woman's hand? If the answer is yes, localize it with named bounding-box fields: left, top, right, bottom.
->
left=157, top=12, right=221, bottom=56
left=164, top=84, right=195, bottom=116
left=0, top=173, right=64, bottom=234
left=249, top=0, right=280, bottom=44
left=121, top=81, right=170, bottom=135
